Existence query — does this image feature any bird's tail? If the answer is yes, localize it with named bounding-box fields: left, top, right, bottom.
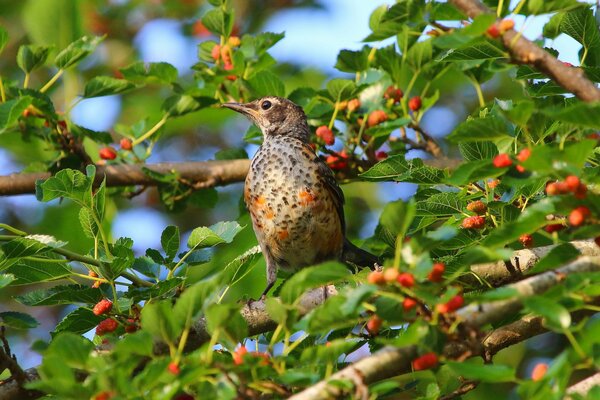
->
left=342, top=239, right=381, bottom=270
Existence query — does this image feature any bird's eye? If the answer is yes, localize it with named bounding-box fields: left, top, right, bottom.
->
left=261, top=100, right=272, bottom=110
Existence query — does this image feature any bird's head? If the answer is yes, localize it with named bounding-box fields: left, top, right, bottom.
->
left=222, top=96, right=309, bottom=141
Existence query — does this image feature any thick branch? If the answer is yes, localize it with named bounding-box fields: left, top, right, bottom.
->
left=290, top=256, right=600, bottom=400
left=0, top=160, right=251, bottom=196
left=448, top=0, right=600, bottom=102
left=567, top=373, right=600, bottom=398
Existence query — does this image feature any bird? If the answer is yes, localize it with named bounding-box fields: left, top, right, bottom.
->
left=222, top=96, right=380, bottom=297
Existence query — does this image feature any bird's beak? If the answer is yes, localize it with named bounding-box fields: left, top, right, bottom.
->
left=221, top=102, right=259, bottom=119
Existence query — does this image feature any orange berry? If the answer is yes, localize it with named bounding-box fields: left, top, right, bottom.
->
left=383, top=268, right=400, bottom=283
left=569, top=206, right=590, bottom=227
left=99, top=147, right=117, bottom=160
left=192, top=20, right=211, bottom=38
left=367, top=110, right=388, bottom=127
left=516, top=165, right=526, bottom=173
left=499, top=18, right=515, bottom=32
left=466, top=200, right=487, bottom=215
left=428, top=263, right=445, bottom=282
left=519, top=234, right=533, bottom=248
left=366, top=315, right=383, bottom=335
left=531, top=362, right=548, bottom=381
left=211, top=44, right=221, bottom=61
left=326, top=151, right=348, bottom=171
left=92, top=299, right=113, bottom=316
left=228, top=36, right=241, bottom=47
left=233, top=346, right=248, bottom=366
left=93, top=391, right=115, bottom=400
left=493, top=153, right=512, bottom=168
left=120, top=138, right=132, bottom=150
left=403, top=297, right=418, bottom=312
left=412, top=352, right=438, bottom=371
left=517, top=148, right=531, bottom=162
left=565, top=175, right=580, bottom=192
left=367, top=270, right=386, bottom=285
left=488, top=179, right=500, bottom=189
left=462, top=215, right=486, bottom=229
left=347, top=98, right=361, bottom=112
left=397, top=272, right=415, bottom=288
left=408, top=96, right=422, bottom=111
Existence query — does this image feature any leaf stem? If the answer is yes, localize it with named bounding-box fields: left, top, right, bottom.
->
left=131, top=114, right=169, bottom=146
left=23, top=73, right=30, bottom=89
left=0, top=76, right=6, bottom=102
left=40, top=69, right=64, bottom=93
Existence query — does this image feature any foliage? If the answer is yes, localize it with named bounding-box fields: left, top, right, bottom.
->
left=1, top=0, right=600, bottom=399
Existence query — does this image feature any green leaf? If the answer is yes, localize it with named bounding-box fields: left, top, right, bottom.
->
left=16, top=285, right=101, bottom=306
left=0, top=311, right=39, bottom=329
left=447, top=115, right=512, bottom=143
left=6, top=257, right=72, bottom=285
left=173, top=280, right=217, bottom=324
left=523, top=296, right=571, bottom=331
left=201, top=8, right=233, bottom=37
left=541, top=102, right=600, bottom=129
left=280, top=262, right=349, bottom=304
left=106, top=237, right=135, bottom=280
left=187, top=221, right=243, bottom=249
left=437, top=39, right=506, bottom=62
left=360, top=156, right=446, bottom=184
left=521, top=140, right=597, bottom=174
left=445, top=159, right=500, bottom=186
left=381, top=320, right=429, bottom=347
left=406, top=39, right=433, bottom=70
left=140, top=300, right=183, bottom=342
left=525, top=0, right=583, bottom=15
left=78, top=208, right=97, bottom=239
left=55, top=36, right=104, bottom=69
left=446, top=361, right=516, bottom=382
left=17, top=44, right=52, bottom=73
left=0, top=97, right=33, bottom=130
left=120, top=61, right=178, bottom=83
left=161, top=225, right=180, bottom=262
left=559, top=8, right=600, bottom=65
left=44, top=332, right=94, bottom=368
left=416, top=192, right=464, bottom=216
left=326, top=79, right=356, bottom=101
left=528, top=243, right=580, bottom=275
left=335, top=46, right=371, bottom=72
left=0, top=26, right=7, bottom=54
left=162, top=93, right=215, bottom=117
left=83, top=76, right=136, bottom=98
left=246, top=70, right=286, bottom=97
left=0, top=274, right=15, bottom=289
left=375, top=199, right=416, bottom=247
left=36, top=168, right=92, bottom=204
left=205, top=303, right=247, bottom=345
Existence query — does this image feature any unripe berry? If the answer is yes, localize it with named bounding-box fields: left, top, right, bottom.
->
left=366, top=315, right=383, bottom=335
left=487, top=179, right=500, bottom=189
left=92, top=299, right=113, bottom=316
left=397, top=272, right=415, bottom=288
left=347, top=98, right=361, bottom=112
left=367, top=110, right=388, bottom=127
left=408, top=96, right=422, bottom=111
left=228, top=36, right=241, bottom=47
left=428, top=263, right=445, bottom=282
left=316, top=125, right=335, bottom=146
left=167, top=361, right=180, bottom=375
left=367, top=270, right=386, bottom=285
left=466, top=200, right=487, bottom=215
left=384, top=86, right=403, bottom=103
left=192, top=20, right=211, bottom=38
left=569, top=206, right=590, bottom=226
left=493, top=153, right=512, bottom=168
left=99, top=147, right=117, bottom=160
left=546, top=182, right=569, bottom=195
left=383, top=268, right=399, bottom=283
left=233, top=345, right=248, bottom=365
left=412, top=352, right=438, bottom=371
left=95, top=318, right=118, bottom=336
left=531, top=362, right=548, bottom=381
left=519, top=234, right=533, bottom=248
left=120, top=138, right=132, bottom=150
left=499, top=18, right=515, bottom=32
left=462, top=215, right=486, bottom=229
left=211, top=44, right=221, bottom=61
left=403, top=297, right=418, bottom=312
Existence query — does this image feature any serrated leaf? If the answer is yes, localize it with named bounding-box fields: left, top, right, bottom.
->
left=437, top=39, right=506, bottom=62
left=17, top=44, right=52, bottom=73
left=78, top=208, right=97, bottom=238
left=162, top=93, right=215, bottom=117
left=141, top=300, right=183, bottom=342
left=55, top=36, right=104, bottom=69
left=415, top=192, right=464, bottom=216
left=446, top=361, right=516, bottom=382
left=360, top=155, right=446, bottom=184
left=335, top=46, right=371, bottom=72
left=445, top=159, right=501, bottom=186
left=459, top=141, right=498, bottom=161
left=5, top=256, right=71, bottom=285
left=542, top=102, right=600, bottom=129
left=83, top=76, right=136, bottom=98
left=246, top=70, right=286, bottom=97
left=528, top=243, right=580, bottom=275
left=559, top=8, right=600, bottom=65
left=447, top=115, right=511, bottom=143
left=120, top=61, right=178, bottom=83
left=161, top=225, right=180, bottom=262
left=201, top=8, right=233, bottom=37
left=521, top=140, right=597, bottom=174
left=326, top=79, right=356, bottom=101
left=376, top=199, right=416, bottom=247
left=44, top=332, right=94, bottom=367
left=36, top=168, right=92, bottom=204
left=280, top=262, right=349, bottom=304
left=16, top=285, right=101, bottom=306
left=187, top=221, right=243, bottom=249
left=0, top=97, right=33, bottom=130
left=0, top=311, right=39, bottom=329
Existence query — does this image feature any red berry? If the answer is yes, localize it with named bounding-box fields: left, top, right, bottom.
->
left=125, top=318, right=138, bottom=333
left=574, top=183, right=588, bottom=199
left=383, top=268, right=399, bottom=283
left=569, top=206, right=590, bottom=227
left=211, top=44, right=221, bottom=61
left=367, top=110, right=388, bottom=127
left=384, top=86, right=403, bottom=103
left=412, top=352, right=438, bottom=371
left=462, top=215, right=486, bottom=229
left=375, top=150, right=388, bottom=160
left=326, top=151, right=348, bottom=171
left=366, top=315, right=383, bottom=335
left=565, top=175, right=580, bottom=192
left=233, top=346, right=248, bottom=366
left=403, top=297, right=418, bottom=312
left=167, top=361, right=180, bottom=375
left=92, top=299, right=113, bottom=316
left=493, top=153, right=512, bottom=168
left=545, top=182, right=569, bottom=195
left=531, top=362, right=548, bottom=381
left=99, top=147, right=117, bottom=160
left=516, top=165, right=526, bottom=173
left=408, top=96, right=422, bottom=111
left=120, top=138, right=132, bottom=150
left=437, top=295, right=464, bottom=313
left=594, top=236, right=600, bottom=247
left=519, top=234, right=534, bottom=248
left=544, top=223, right=564, bottom=233
left=487, top=23, right=500, bottom=38
left=192, top=20, right=211, bottom=38
left=466, top=200, right=487, bottom=215
left=95, top=318, right=118, bottom=336
left=397, top=272, right=415, bottom=288
left=347, top=99, right=361, bottom=112
left=93, top=391, right=115, bottom=400
left=428, top=263, right=445, bottom=282
left=316, top=125, right=335, bottom=146
left=367, top=270, right=386, bottom=285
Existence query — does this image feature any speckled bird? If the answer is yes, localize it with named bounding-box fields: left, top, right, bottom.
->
left=223, top=96, right=379, bottom=296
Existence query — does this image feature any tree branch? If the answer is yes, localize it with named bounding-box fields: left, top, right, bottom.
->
left=448, top=0, right=600, bottom=102
left=289, top=256, right=600, bottom=400
left=566, top=372, right=600, bottom=398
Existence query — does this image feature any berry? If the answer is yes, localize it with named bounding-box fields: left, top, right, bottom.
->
left=517, top=148, right=531, bottom=162
left=488, top=179, right=500, bottom=189
left=403, top=297, right=418, bottom=312
left=375, top=150, right=388, bottom=160
left=347, top=98, right=361, bottom=112
left=544, top=223, right=564, bottom=233
left=336, top=101, right=348, bottom=111
left=366, top=315, right=383, bottom=335
left=499, top=18, right=515, bottom=32
left=428, top=263, right=445, bottom=282
left=519, top=234, right=534, bottom=248
left=125, top=318, right=138, bottom=333
left=223, top=62, right=234, bottom=71
left=93, top=391, right=115, bottom=400
left=96, top=318, right=118, bottom=336
left=437, top=295, right=464, bottom=313
left=192, top=20, right=211, bottom=38
left=569, top=206, right=590, bottom=227
left=228, top=36, right=241, bottom=47
left=367, top=270, right=386, bottom=285
left=516, top=165, right=526, bottom=173
left=408, top=96, right=422, bottom=111
left=545, top=182, right=569, bottom=196
left=316, top=125, right=335, bottom=146
left=466, top=200, right=487, bottom=215
left=412, top=352, right=438, bottom=371
left=462, top=215, right=486, bottom=229
left=486, top=23, right=500, bottom=38
left=493, top=153, right=512, bottom=168
left=326, top=151, right=348, bottom=171
left=88, top=270, right=98, bottom=278
left=367, top=110, right=388, bottom=127
left=220, top=45, right=232, bottom=65
left=594, top=236, right=600, bottom=247
left=120, top=138, right=132, bottom=150
left=531, top=362, right=548, bottom=381
left=167, top=361, right=180, bottom=375
left=384, top=86, right=403, bottom=103
left=233, top=346, right=248, bottom=365
left=574, top=183, right=587, bottom=199
left=383, top=268, right=400, bottom=283
left=565, top=175, right=580, bottom=192
left=211, top=44, right=221, bottom=61
left=397, top=272, right=415, bottom=288
left=92, top=299, right=113, bottom=316
left=99, top=147, right=117, bottom=160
